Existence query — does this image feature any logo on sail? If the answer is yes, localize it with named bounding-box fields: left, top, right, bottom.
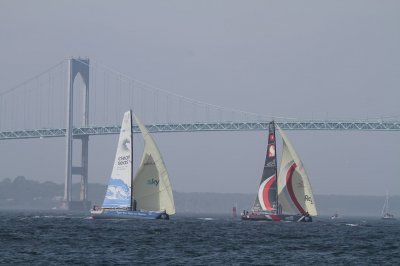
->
left=268, top=133, right=275, bottom=142
left=103, top=178, right=131, bottom=208
left=258, top=175, right=276, bottom=211
left=117, top=155, right=130, bottom=166
left=266, top=160, right=276, bottom=167
left=121, top=138, right=131, bottom=152
left=305, top=195, right=313, bottom=204
left=147, top=178, right=159, bottom=186
left=267, top=144, right=275, bottom=158
left=105, top=178, right=130, bottom=199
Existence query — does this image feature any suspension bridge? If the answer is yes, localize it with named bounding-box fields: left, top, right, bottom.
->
left=1, top=58, right=399, bottom=210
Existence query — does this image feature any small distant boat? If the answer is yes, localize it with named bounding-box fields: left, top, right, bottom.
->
left=330, top=212, right=340, bottom=220
left=381, top=192, right=395, bottom=220
left=241, top=122, right=317, bottom=222
left=91, top=110, right=175, bottom=220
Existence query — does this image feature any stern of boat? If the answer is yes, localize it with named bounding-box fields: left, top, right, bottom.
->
left=159, top=212, right=169, bottom=220
left=90, top=209, right=104, bottom=219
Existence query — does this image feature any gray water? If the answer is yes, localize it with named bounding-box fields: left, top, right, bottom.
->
left=0, top=211, right=399, bottom=265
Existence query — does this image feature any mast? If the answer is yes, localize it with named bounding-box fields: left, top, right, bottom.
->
left=273, top=121, right=279, bottom=214
left=130, top=110, right=134, bottom=211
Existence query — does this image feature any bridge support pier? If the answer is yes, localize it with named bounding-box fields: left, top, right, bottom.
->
left=63, top=58, right=90, bottom=211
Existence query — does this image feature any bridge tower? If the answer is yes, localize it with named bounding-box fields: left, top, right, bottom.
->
left=63, top=58, right=90, bottom=210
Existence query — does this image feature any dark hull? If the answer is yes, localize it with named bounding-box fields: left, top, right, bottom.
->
left=241, top=212, right=312, bottom=222
left=91, top=209, right=169, bottom=220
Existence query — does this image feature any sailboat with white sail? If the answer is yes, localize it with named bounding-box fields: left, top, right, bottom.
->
left=91, top=110, right=175, bottom=219
left=241, top=121, right=317, bottom=222
left=330, top=211, right=340, bottom=220
left=381, top=192, right=395, bottom=220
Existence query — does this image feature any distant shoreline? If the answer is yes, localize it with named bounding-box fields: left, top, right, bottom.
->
left=1, top=177, right=398, bottom=217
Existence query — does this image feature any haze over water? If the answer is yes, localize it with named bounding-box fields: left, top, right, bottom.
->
left=1, top=0, right=400, bottom=196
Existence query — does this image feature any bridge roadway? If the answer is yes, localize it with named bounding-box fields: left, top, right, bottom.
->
left=1, top=120, right=400, bottom=140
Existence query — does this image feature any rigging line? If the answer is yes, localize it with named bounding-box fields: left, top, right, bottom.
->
left=104, top=70, right=107, bottom=124
left=154, top=91, right=157, bottom=123
left=0, top=60, right=65, bottom=97
left=131, top=80, right=135, bottom=112
left=47, top=72, right=51, bottom=128
left=68, top=59, right=400, bottom=123
left=90, top=59, right=296, bottom=120
left=37, top=78, right=40, bottom=128
left=92, top=63, right=96, bottom=124
left=23, top=83, right=26, bottom=127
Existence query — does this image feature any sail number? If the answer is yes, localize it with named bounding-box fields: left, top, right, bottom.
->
left=118, top=155, right=130, bottom=165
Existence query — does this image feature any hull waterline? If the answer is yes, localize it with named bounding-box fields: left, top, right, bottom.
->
left=241, top=212, right=312, bottom=222
left=381, top=215, right=396, bottom=220
left=91, top=209, right=169, bottom=220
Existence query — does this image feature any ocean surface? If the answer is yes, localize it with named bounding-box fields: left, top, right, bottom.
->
left=0, top=211, right=399, bottom=265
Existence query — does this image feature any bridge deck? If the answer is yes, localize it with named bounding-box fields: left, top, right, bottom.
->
left=1, top=120, right=400, bottom=140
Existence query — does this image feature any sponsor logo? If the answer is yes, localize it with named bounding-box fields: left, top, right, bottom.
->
left=267, top=144, right=275, bottom=158
left=305, top=195, right=313, bottom=204
left=147, top=178, right=159, bottom=186
left=104, top=178, right=130, bottom=201
left=118, top=155, right=130, bottom=166
left=266, top=160, right=276, bottom=167
left=121, top=138, right=131, bottom=152
left=268, top=133, right=275, bottom=142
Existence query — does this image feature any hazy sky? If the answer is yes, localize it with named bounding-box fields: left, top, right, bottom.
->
left=0, top=0, right=399, bottom=197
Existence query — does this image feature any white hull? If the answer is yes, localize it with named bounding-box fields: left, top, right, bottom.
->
left=91, top=209, right=169, bottom=220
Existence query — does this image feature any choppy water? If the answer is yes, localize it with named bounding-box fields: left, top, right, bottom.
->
left=0, top=211, right=399, bottom=265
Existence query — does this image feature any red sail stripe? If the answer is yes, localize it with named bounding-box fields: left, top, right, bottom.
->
left=262, top=175, right=276, bottom=210
left=286, top=163, right=305, bottom=214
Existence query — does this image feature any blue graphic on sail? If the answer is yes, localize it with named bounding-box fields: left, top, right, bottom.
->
left=102, top=178, right=131, bottom=208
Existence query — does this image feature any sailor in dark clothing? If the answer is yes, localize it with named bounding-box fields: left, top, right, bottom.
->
left=133, top=199, right=137, bottom=211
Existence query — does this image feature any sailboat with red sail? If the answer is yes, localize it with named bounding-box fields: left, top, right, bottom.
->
left=241, top=121, right=317, bottom=222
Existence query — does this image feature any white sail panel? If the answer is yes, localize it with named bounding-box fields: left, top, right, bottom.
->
left=277, top=142, right=299, bottom=214
left=102, top=111, right=132, bottom=208
left=133, top=114, right=176, bottom=215
left=277, top=126, right=317, bottom=216
left=133, top=154, right=160, bottom=211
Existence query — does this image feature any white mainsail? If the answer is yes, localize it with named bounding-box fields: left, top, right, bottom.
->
left=381, top=192, right=394, bottom=218
left=102, top=111, right=133, bottom=208
left=133, top=114, right=176, bottom=215
left=276, top=126, right=317, bottom=216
